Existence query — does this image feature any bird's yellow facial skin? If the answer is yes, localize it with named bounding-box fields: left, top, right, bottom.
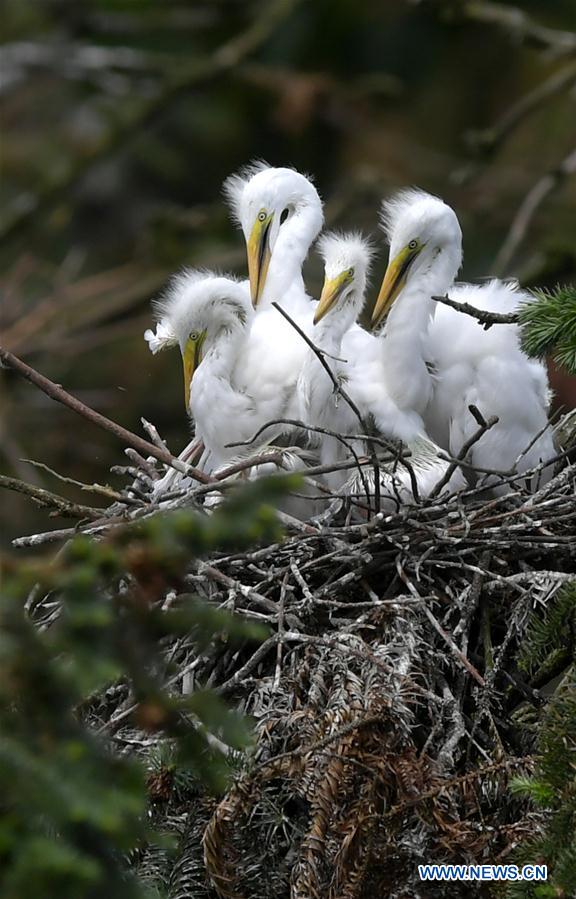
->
left=182, top=330, right=207, bottom=409
left=313, top=269, right=354, bottom=325
left=372, top=240, right=423, bottom=329
left=247, top=209, right=274, bottom=307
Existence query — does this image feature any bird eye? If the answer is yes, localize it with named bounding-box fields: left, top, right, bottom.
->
left=190, top=331, right=199, bottom=341
left=347, top=267, right=355, bottom=278
left=258, top=210, right=267, bottom=222
left=280, top=207, right=289, bottom=225
left=408, top=239, right=418, bottom=250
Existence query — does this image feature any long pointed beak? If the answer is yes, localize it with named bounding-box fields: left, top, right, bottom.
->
left=182, top=334, right=205, bottom=410
left=371, top=244, right=421, bottom=330
left=313, top=272, right=350, bottom=325
left=247, top=215, right=273, bottom=307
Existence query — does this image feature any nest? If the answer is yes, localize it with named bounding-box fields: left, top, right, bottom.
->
left=18, top=411, right=576, bottom=899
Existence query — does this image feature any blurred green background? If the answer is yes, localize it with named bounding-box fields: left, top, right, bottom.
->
left=1, top=0, right=575, bottom=547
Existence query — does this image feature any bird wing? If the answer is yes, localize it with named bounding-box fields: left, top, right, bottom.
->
left=426, top=280, right=555, bottom=492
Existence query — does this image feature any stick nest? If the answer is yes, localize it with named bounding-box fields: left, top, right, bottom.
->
left=20, top=430, right=576, bottom=899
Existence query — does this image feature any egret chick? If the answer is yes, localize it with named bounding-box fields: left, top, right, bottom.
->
left=373, top=189, right=555, bottom=492
left=150, top=270, right=290, bottom=472
left=223, top=163, right=324, bottom=428
left=309, top=232, right=463, bottom=501
left=298, top=231, right=374, bottom=485
left=223, top=161, right=323, bottom=316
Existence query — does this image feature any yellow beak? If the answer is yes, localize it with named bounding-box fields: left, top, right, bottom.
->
left=371, top=243, right=421, bottom=330
left=182, top=332, right=206, bottom=410
left=247, top=214, right=273, bottom=307
left=313, top=271, right=351, bottom=325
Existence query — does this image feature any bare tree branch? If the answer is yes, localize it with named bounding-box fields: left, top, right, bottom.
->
left=432, top=294, right=519, bottom=328
left=0, top=474, right=102, bottom=520
left=0, top=344, right=211, bottom=483
left=412, top=0, right=576, bottom=54
left=0, top=0, right=303, bottom=244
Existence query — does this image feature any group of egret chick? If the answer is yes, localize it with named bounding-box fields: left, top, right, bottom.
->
left=145, top=162, right=554, bottom=519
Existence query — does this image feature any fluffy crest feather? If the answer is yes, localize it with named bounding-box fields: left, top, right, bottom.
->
left=152, top=268, right=230, bottom=320
left=222, top=161, right=319, bottom=232
left=150, top=269, right=250, bottom=347
left=380, top=187, right=446, bottom=242
left=379, top=188, right=440, bottom=243
left=317, top=230, right=375, bottom=276
left=144, top=320, right=177, bottom=355
left=379, top=188, right=462, bottom=269
left=222, top=159, right=271, bottom=226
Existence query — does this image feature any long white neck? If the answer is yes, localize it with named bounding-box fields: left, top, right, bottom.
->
left=379, top=252, right=455, bottom=414
left=300, top=315, right=339, bottom=405
left=299, top=288, right=363, bottom=435
left=260, top=201, right=322, bottom=314
left=314, top=301, right=357, bottom=355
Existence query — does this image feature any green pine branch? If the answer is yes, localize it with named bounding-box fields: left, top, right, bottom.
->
left=517, top=583, right=576, bottom=681
left=508, top=586, right=576, bottom=898
left=508, top=667, right=576, bottom=898
left=520, top=284, right=576, bottom=376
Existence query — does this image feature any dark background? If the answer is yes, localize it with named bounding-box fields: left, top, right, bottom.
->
left=2, top=0, right=575, bottom=547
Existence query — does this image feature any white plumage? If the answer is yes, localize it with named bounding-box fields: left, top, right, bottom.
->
left=144, top=166, right=557, bottom=518
left=223, top=163, right=323, bottom=429
left=302, top=231, right=464, bottom=504
left=149, top=270, right=291, bottom=472
left=298, top=231, right=375, bottom=451
left=373, top=189, right=555, bottom=493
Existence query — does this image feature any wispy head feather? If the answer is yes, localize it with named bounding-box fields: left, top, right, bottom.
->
left=150, top=269, right=250, bottom=348
left=379, top=188, right=439, bottom=244
left=222, top=159, right=272, bottom=226
left=317, top=230, right=375, bottom=276
left=222, top=161, right=321, bottom=238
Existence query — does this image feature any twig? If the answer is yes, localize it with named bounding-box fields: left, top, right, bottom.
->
left=0, top=344, right=211, bottom=484
left=140, top=417, right=169, bottom=451
left=0, top=474, right=101, bottom=520
left=398, top=562, right=486, bottom=687
left=20, top=459, right=131, bottom=504
left=463, top=2, right=576, bottom=54
left=271, top=302, right=382, bottom=513
left=124, top=448, right=159, bottom=482
left=273, top=573, right=288, bottom=691
left=432, top=295, right=519, bottom=329
left=414, top=0, right=576, bottom=54
left=429, top=406, right=499, bottom=499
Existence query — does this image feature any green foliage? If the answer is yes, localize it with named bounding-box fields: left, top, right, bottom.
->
left=508, top=668, right=576, bottom=898
left=0, top=478, right=287, bottom=899
left=507, top=585, right=576, bottom=898
left=521, top=285, right=576, bottom=375
left=517, top=583, right=576, bottom=682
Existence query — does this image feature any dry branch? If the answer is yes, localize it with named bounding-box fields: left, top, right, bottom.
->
left=432, top=294, right=519, bottom=328
left=0, top=344, right=211, bottom=484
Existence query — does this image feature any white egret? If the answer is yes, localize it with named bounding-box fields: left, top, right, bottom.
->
left=307, top=231, right=464, bottom=504
left=297, top=231, right=378, bottom=489
left=373, top=189, right=555, bottom=491
left=223, top=161, right=323, bottom=316
left=223, top=162, right=324, bottom=428
left=147, top=270, right=291, bottom=472
left=145, top=270, right=318, bottom=518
